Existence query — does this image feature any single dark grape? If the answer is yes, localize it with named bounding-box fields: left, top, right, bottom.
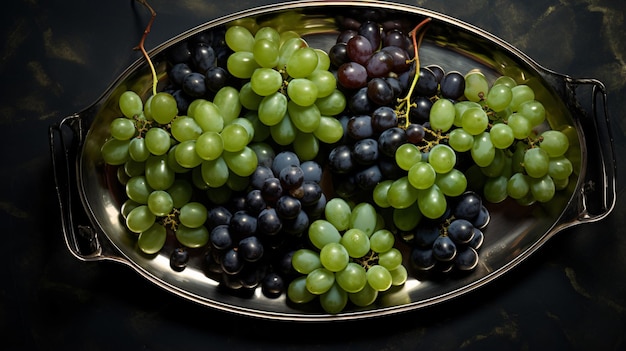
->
left=296, top=181, right=323, bottom=206
left=472, top=205, right=490, bottom=229
left=169, top=62, right=193, bottom=86
left=440, top=71, right=465, bottom=100
left=271, top=151, right=300, bottom=176
left=210, top=224, right=233, bottom=251
left=207, top=206, right=232, bottom=229
left=410, top=247, right=436, bottom=270
left=250, top=165, right=274, bottom=190
left=454, top=247, right=479, bottom=271
left=367, top=77, right=395, bottom=106
left=167, top=41, right=191, bottom=64
left=412, top=223, right=440, bottom=247
left=171, top=89, right=192, bottom=115
left=354, top=164, right=383, bottom=190
left=257, top=207, right=282, bottom=236
left=358, top=21, right=382, bottom=51
left=447, top=219, right=475, bottom=244
left=261, top=272, right=285, bottom=298
left=426, top=64, right=445, bottom=83
left=275, top=195, right=302, bottom=219
left=182, top=72, right=206, bottom=98
left=453, top=191, right=483, bottom=220
left=245, top=189, right=266, bottom=215
left=329, top=43, right=349, bottom=67
left=229, top=210, right=257, bottom=238
left=192, top=43, right=216, bottom=73
left=304, top=193, right=326, bottom=220
left=378, top=127, right=408, bottom=157
left=170, top=247, right=190, bottom=272
left=336, top=29, right=358, bottom=44
left=221, top=248, right=243, bottom=275
left=348, top=87, right=373, bottom=115
left=347, top=115, right=374, bottom=140
left=261, top=177, right=283, bottom=203
left=384, top=76, right=403, bottom=99
left=300, top=161, right=323, bottom=183
left=381, top=45, right=411, bottom=73
left=352, top=138, right=379, bottom=165
left=409, top=96, right=432, bottom=123
left=378, top=155, right=403, bottom=179
left=468, top=227, right=484, bottom=250
left=337, top=61, right=368, bottom=90
left=346, top=35, right=374, bottom=65
left=279, top=165, right=304, bottom=190
left=328, top=144, right=355, bottom=173
left=365, top=50, right=394, bottom=78
left=383, top=29, right=409, bottom=49
left=371, top=106, right=398, bottom=133
left=238, top=236, right=264, bottom=262
left=205, top=66, right=229, bottom=93
left=405, top=123, right=426, bottom=144
left=282, top=210, right=309, bottom=236
left=432, top=235, right=457, bottom=261
left=414, top=67, right=439, bottom=96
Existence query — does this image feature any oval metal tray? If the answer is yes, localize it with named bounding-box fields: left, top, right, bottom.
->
left=49, top=0, right=616, bottom=321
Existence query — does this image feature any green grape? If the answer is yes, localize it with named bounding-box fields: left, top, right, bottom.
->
left=319, top=242, right=349, bottom=272
left=170, top=116, right=202, bottom=142
left=454, top=101, right=482, bottom=127
left=306, top=267, right=335, bottom=295
left=308, top=219, right=341, bottom=250
left=509, top=84, right=535, bottom=111
left=287, top=276, right=317, bottom=304
left=429, top=98, right=456, bottom=132
left=222, top=146, right=258, bottom=177
left=448, top=128, right=474, bottom=152
left=315, top=89, right=347, bottom=116
left=277, top=37, right=308, bottom=70
left=372, top=180, right=393, bottom=208
left=137, top=223, right=167, bottom=254
left=195, top=131, right=223, bottom=161
left=279, top=30, right=300, bottom=46
left=395, top=143, right=422, bottom=171
left=287, top=100, right=321, bottom=133
left=461, top=107, right=489, bottom=135
left=167, top=145, right=190, bottom=174
left=349, top=202, right=377, bottom=236
left=167, top=179, right=193, bottom=208
left=253, top=38, right=280, bottom=68
left=101, top=138, right=130, bottom=165
left=293, top=132, right=319, bottom=161
left=307, top=70, right=336, bottom=98
left=366, top=265, right=392, bottom=292
left=150, top=92, right=178, bottom=125
left=417, top=184, right=447, bottom=219
left=201, top=157, right=229, bottom=188
left=378, top=248, right=402, bottom=271
left=244, top=112, right=270, bottom=142
left=539, top=130, right=569, bottom=157
left=110, top=118, right=136, bottom=140
left=220, top=123, right=249, bottom=152
left=370, top=229, right=394, bottom=253
left=480, top=148, right=506, bottom=177
left=121, top=199, right=140, bottom=219
left=147, top=190, right=174, bottom=216
left=185, top=98, right=206, bottom=118
left=507, top=113, right=532, bottom=139
left=340, top=228, right=370, bottom=258
left=175, top=224, right=209, bottom=248
left=225, top=25, right=255, bottom=52
left=510, top=141, right=526, bottom=173
left=530, top=174, right=555, bottom=202
left=174, top=140, right=203, bottom=169
left=128, top=137, right=150, bottom=162
left=117, top=166, right=130, bottom=185
left=142, top=95, right=154, bottom=120
left=523, top=147, right=550, bottom=178
left=435, top=169, right=467, bottom=197
left=292, top=249, right=322, bottom=274
left=335, top=262, right=367, bottom=293
left=126, top=175, right=152, bottom=204
left=314, top=48, right=331, bottom=71
left=119, top=90, right=143, bottom=118
left=485, top=84, right=513, bottom=112
left=489, top=122, right=515, bottom=149
left=320, top=282, right=348, bottom=314
left=483, top=175, right=509, bottom=203
left=393, top=201, right=421, bottom=231
left=286, top=47, right=319, bottom=78
left=348, top=282, right=378, bottom=307
left=287, top=78, right=319, bottom=107
left=324, top=197, right=352, bottom=231
left=389, top=265, right=408, bottom=286
left=193, top=101, right=224, bottom=133
left=553, top=175, right=570, bottom=191
left=145, top=154, right=175, bottom=190
left=507, top=172, right=531, bottom=199
left=548, top=156, right=574, bottom=180
left=179, top=202, right=208, bottom=228
left=270, top=112, right=297, bottom=145
left=428, top=144, right=456, bottom=174
left=227, top=51, right=260, bottom=79
left=213, top=86, right=242, bottom=125
left=493, top=75, right=517, bottom=88
left=258, top=92, right=288, bottom=126
left=126, top=205, right=156, bottom=233
left=471, top=132, right=496, bottom=167
left=144, top=127, right=171, bottom=156
left=254, top=26, right=280, bottom=44
left=313, top=116, right=344, bottom=144
left=517, top=100, right=545, bottom=127
left=464, top=70, right=489, bottom=102
left=239, top=82, right=264, bottom=111
left=387, top=176, right=419, bottom=209
left=407, top=161, right=435, bottom=190
left=250, top=67, right=283, bottom=96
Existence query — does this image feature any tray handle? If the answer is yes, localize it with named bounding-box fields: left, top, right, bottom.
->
left=566, top=77, right=617, bottom=224
left=49, top=114, right=127, bottom=264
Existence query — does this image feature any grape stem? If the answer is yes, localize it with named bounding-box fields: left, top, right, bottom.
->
left=133, top=0, right=158, bottom=97
left=396, top=17, right=432, bottom=129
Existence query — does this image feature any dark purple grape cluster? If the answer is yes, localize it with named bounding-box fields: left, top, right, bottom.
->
left=408, top=191, right=489, bottom=274
left=203, top=151, right=325, bottom=296
left=162, top=28, right=238, bottom=114
left=329, top=20, right=415, bottom=115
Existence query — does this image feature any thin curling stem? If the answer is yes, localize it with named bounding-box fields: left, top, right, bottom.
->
left=402, top=17, right=432, bottom=128
left=133, top=0, right=158, bottom=96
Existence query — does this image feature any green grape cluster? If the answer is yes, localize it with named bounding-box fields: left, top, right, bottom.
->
left=224, top=25, right=346, bottom=161
left=288, top=200, right=408, bottom=313
left=101, top=88, right=259, bottom=255
left=455, top=70, right=574, bottom=205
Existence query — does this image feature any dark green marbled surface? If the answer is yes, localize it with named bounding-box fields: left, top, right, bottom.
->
left=1, top=0, right=624, bottom=349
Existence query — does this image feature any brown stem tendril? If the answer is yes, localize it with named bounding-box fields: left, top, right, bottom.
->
left=133, top=0, right=158, bottom=96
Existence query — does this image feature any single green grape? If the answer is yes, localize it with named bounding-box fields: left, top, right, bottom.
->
left=292, top=249, right=322, bottom=274
left=335, top=262, right=367, bottom=293
left=110, top=118, right=136, bottom=140
left=119, top=90, right=143, bottom=119
left=324, top=197, right=352, bottom=231
left=340, top=228, right=370, bottom=258
left=150, top=92, right=178, bottom=125
left=137, top=223, right=167, bottom=255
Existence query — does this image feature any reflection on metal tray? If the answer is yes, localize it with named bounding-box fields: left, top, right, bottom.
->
left=49, top=0, right=615, bottom=321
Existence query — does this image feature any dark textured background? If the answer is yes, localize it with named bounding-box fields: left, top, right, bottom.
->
left=1, top=0, right=624, bottom=349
